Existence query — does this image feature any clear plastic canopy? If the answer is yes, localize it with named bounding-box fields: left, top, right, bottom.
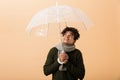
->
left=26, top=5, right=93, bottom=36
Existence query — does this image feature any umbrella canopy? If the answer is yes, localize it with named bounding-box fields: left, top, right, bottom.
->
left=26, top=4, right=92, bottom=36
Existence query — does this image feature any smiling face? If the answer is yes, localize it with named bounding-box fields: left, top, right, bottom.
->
left=62, top=31, right=75, bottom=45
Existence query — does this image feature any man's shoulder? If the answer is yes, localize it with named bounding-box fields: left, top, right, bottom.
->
left=49, top=47, right=58, bottom=53
left=74, top=48, right=82, bottom=55
left=74, top=48, right=81, bottom=52
left=50, top=47, right=58, bottom=51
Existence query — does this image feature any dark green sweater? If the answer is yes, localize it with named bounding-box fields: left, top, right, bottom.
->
left=43, top=47, right=85, bottom=80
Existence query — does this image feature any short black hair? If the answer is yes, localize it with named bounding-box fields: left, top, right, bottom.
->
left=61, top=27, right=80, bottom=40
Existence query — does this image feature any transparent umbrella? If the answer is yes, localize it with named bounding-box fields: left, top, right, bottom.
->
left=26, top=3, right=92, bottom=72
left=26, top=4, right=92, bottom=36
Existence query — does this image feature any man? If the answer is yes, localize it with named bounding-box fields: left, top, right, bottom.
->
left=43, top=27, right=85, bottom=80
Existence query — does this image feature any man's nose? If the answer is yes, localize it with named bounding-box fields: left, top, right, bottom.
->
left=66, top=35, right=70, bottom=38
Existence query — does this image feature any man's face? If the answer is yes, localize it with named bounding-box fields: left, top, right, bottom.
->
left=62, top=31, right=75, bottom=45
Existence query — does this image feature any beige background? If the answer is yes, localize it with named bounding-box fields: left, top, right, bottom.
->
left=0, top=0, right=120, bottom=80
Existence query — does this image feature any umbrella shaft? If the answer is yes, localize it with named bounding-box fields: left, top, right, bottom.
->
left=58, top=23, right=64, bottom=51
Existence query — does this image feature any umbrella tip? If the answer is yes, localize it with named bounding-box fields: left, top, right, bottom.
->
left=56, top=1, right=58, bottom=6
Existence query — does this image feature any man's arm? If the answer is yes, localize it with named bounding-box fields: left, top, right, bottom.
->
left=43, top=47, right=60, bottom=75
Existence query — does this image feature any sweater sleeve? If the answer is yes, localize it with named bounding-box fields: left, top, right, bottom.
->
left=66, top=50, right=85, bottom=80
left=43, top=47, right=60, bottom=76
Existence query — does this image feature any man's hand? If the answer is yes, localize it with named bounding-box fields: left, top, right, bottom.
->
left=58, top=52, right=69, bottom=64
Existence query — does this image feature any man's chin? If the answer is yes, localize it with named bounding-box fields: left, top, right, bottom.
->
left=63, top=42, right=73, bottom=45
